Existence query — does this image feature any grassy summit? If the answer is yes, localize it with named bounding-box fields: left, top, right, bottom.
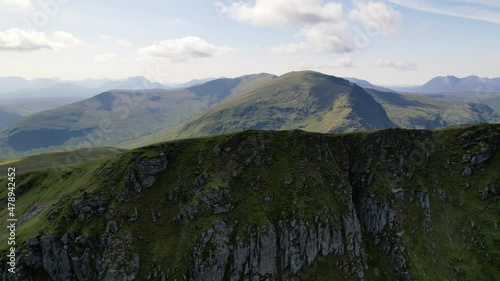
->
left=137, top=71, right=498, bottom=147
left=164, top=71, right=397, bottom=139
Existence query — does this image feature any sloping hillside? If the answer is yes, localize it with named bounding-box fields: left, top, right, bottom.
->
left=160, top=71, right=397, bottom=141
left=0, top=105, right=32, bottom=131
left=0, top=74, right=275, bottom=158
left=367, top=88, right=500, bottom=128
left=0, top=124, right=498, bottom=280
left=0, top=147, right=126, bottom=175
left=141, top=71, right=498, bottom=147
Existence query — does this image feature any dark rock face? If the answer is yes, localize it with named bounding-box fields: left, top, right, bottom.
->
left=191, top=217, right=349, bottom=281
left=470, top=147, right=494, bottom=166
left=15, top=234, right=100, bottom=281
left=174, top=188, right=231, bottom=224
left=126, top=153, right=168, bottom=193
left=10, top=201, right=399, bottom=281
left=12, top=227, right=140, bottom=281
left=416, top=192, right=430, bottom=209
left=188, top=194, right=407, bottom=281
left=71, top=192, right=109, bottom=222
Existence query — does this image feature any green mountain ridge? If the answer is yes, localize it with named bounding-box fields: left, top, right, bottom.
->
left=0, top=124, right=498, bottom=280
left=152, top=71, right=398, bottom=142
left=366, top=88, right=500, bottom=128
left=140, top=71, right=498, bottom=146
left=0, top=74, right=275, bottom=158
left=1, top=71, right=498, bottom=159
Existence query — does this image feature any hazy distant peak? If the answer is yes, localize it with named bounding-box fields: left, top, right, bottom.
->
left=394, top=74, right=500, bottom=94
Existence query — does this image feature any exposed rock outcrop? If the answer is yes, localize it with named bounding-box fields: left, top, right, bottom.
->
left=126, top=153, right=168, bottom=193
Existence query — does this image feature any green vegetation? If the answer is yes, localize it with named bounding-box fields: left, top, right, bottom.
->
left=4, top=71, right=498, bottom=160
left=368, top=88, right=500, bottom=129
left=0, top=74, right=275, bottom=158
left=0, top=147, right=126, bottom=176
left=0, top=124, right=498, bottom=280
left=141, top=71, right=397, bottom=146
left=136, top=72, right=498, bottom=148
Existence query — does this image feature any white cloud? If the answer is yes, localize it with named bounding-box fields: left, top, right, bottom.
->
left=299, top=22, right=354, bottom=53
left=271, top=21, right=354, bottom=54
left=137, top=36, right=232, bottom=62
left=271, top=42, right=308, bottom=54
left=100, top=34, right=133, bottom=47
left=217, top=0, right=343, bottom=27
left=94, top=52, right=118, bottom=63
left=372, top=58, right=417, bottom=71
left=350, top=2, right=401, bottom=35
left=219, top=1, right=403, bottom=54
left=333, top=57, right=355, bottom=67
left=52, top=31, right=81, bottom=47
left=1, top=0, right=32, bottom=9
left=389, top=0, right=500, bottom=25
left=0, top=28, right=81, bottom=51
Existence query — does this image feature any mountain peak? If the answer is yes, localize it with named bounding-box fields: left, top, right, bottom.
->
left=393, top=74, right=500, bottom=94
left=125, top=76, right=152, bottom=82
left=165, top=71, right=396, bottom=140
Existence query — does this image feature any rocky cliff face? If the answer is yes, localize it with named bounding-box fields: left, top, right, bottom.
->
left=1, top=124, right=499, bottom=281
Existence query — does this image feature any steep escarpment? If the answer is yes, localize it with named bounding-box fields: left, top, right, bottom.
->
left=0, top=124, right=498, bottom=280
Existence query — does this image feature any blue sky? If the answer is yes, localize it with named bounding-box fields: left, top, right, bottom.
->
left=0, top=0, right=499, bottom=86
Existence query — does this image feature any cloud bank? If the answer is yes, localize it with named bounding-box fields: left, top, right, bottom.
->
left=1, top=0, right=31, bottom=9
left=218, top=0, right=401, bottom=54
left=137, top=36, right=232, bottom=62
left=372, top=58, right=417, bottom=71
left=0, top=28, right=80, bottom=51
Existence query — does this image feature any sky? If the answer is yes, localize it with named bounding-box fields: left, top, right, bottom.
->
left=0, top=0, right=499, bottom=86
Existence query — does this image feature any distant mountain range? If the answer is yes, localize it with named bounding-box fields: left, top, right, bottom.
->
left=0, top=77, right=63, bottom=93
left=391, top=75, right=500, bottom=94
left=1, top=71, right=497, bottom=158
left=343, top=77, right=396, bottom=92
left=144, top=72, right=499, bottom=146
left=0, top=76, right=219, bottom=99
left=3, top=74, right=499, bottom=101
left=348, top=76, right=500, bottom=113
left=0, top=74, right=275, bottom=157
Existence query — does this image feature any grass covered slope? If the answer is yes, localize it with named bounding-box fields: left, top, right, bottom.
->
left=0, top=74, right=275, bottom=158
left=367, top=88, right=500, bottom=129
left=140, top=71, right=498, bottom=147
left=0, top=147, right=126, bottom=175
left=0, top=105, right=33, bottom=131
left=0, top=124, right=498, bottom=280
left=155, top=71, right=397, bottom=142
